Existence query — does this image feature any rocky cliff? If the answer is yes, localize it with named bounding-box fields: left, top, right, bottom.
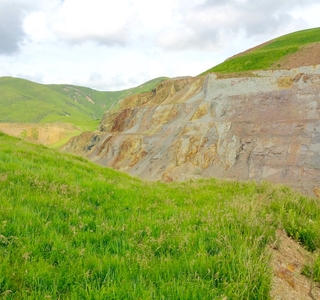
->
left=62, top=66, right=320, bottom=197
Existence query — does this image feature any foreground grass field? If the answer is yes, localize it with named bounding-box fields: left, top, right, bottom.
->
left=201, top=27, right=320, bottom=75
left=0, top=132, right=320, bottom=299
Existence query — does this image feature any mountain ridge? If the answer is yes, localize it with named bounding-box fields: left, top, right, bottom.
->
left=0, top=76, right=168, bottom=146
left=201, top=27, right=320, bottom=76
left=0, top=76, right=168, bottom=127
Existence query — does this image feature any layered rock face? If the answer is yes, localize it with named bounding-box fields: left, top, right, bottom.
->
left=62, top=66, right=320, bottom=196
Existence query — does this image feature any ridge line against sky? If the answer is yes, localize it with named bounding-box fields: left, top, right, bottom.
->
left=0, top=0, right=319, bottom=91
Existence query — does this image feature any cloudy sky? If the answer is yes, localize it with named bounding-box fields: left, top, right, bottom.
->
left=0, top=0, right=319, bottom=91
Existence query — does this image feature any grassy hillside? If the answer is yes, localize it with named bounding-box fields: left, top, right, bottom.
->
left=201, top=27, right=320, bottom=75
left=49, top=77, right=168, bottom=119
left=0, top=132, right=320, bottom=299
left=0, top=77, right=167, bottom=130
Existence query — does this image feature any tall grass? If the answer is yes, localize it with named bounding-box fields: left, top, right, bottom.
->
left=0, top=132, right=320, bottom=299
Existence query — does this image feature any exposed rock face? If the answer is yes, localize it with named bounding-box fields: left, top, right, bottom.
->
left=62, top=66, right=320, bottom=197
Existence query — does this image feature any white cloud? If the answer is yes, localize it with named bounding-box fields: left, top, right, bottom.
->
left=0, top=0, right=319, bottom=90
left=23, top=12, right=52, bottom=42
left=0, top=0, right=34, bottom=53
left=52, top=0, right=134, bottom=45
left=133, top=0, right=177, bottom=31
left=289, top=3, right=320, bottom=28
left=155, top=0, right=320, bottom=52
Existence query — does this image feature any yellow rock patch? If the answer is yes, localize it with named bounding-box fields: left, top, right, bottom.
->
left=277, top=76, right=293, bottom=88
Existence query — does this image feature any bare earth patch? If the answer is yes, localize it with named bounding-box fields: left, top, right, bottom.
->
left=0, top=123, right=81, bottom=146
left=227, top=41, right=320, bottom=70
left=277, top=42, right=320, bottom=69
left=270, top=230, right=320, bottom=300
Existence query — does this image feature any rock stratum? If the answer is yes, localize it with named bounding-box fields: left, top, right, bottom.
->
left=62, top=65, right=320, bottom=197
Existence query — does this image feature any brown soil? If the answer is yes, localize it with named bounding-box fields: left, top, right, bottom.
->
left=277, top=43, right=320, bottom=69
left=270, top=230, right=320, bottom=300
left=0, top=123, right=81, bottom=146
left=227, top=40, right=320, bottom=70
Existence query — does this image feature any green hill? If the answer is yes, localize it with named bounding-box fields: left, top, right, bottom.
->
left=0, top=132, right=319, bottom=299
left=201, top=27, right=320, bottom=76
left=0, top=76, right=167, bottom=131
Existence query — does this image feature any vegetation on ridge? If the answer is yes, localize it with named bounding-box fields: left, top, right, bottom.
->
left=0, top=132, right=320, bottom=299
left=201, top=27, right=320, bottom=75
left=0, top=76, right=168, bottom=130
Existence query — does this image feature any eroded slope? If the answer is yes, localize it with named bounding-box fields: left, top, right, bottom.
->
left=62, top=66, right=320, bottom=197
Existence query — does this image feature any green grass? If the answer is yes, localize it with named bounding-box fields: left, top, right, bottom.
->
left=201, top=27, right=320, bottom=75
left=0, top=77, right=168, bottom=130
left=1, top=132, right=320, bottom=299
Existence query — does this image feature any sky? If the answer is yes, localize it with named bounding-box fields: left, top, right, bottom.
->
left=0, top=0, right=320, bottom=91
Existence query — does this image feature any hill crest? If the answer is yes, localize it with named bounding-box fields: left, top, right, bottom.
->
left=201, top=27, right=320, bottom=75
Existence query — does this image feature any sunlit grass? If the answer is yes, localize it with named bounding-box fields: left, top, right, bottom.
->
left=201, top=27, right=320, bottom=75
left=0, top=77, right=168, bottom=126
left=0, top=132, right=320, bottom=299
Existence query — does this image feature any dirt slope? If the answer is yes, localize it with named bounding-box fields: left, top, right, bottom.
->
left=277, top=42, right=320, bottom=69
left=226, top=42, right=320, bottom=70
left=270, top=230, right=320, bottom=300
left=0, top=123, right=81, bottom=146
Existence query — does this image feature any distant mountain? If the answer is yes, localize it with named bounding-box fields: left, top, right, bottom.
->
left=0, top=76, right=168, bottom=130
left=201, top=27, right=320, bottom=76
